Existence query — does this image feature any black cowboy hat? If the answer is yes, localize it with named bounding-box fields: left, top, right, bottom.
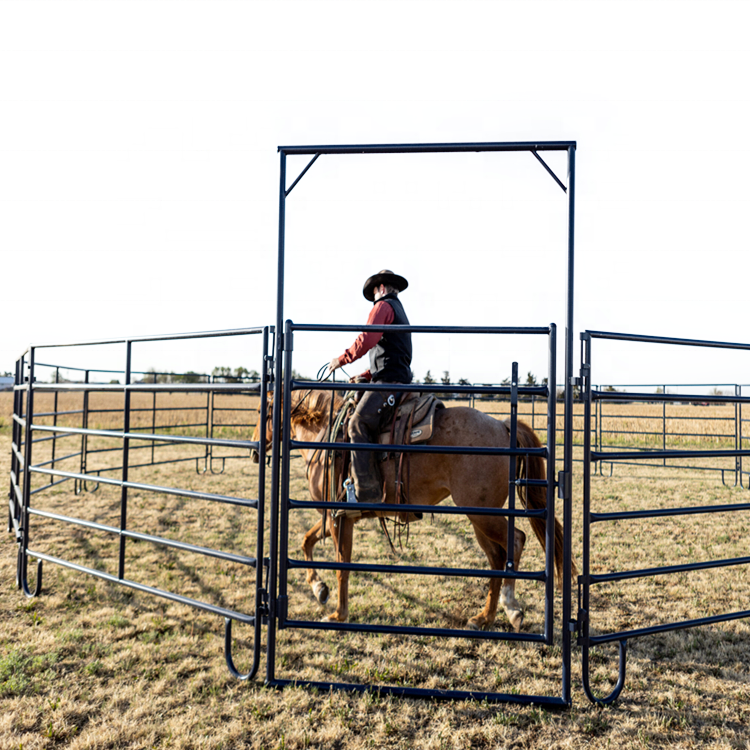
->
left=363, top=269, right=409, bottom=302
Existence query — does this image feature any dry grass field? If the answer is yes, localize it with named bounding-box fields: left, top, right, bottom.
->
left=2, top=390, right=750, bottom=749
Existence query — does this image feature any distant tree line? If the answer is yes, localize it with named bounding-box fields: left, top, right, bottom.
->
left=415, top=370, right=562, bottom=400
left=137, top=366, right=261, bottom=385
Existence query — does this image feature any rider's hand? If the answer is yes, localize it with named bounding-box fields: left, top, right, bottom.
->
left=327, top=357, right=341, bottom=376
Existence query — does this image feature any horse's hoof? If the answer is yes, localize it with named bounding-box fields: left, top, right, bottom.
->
left=466, top=619, right=483, bottom=631
left=322, top=613, right=347, bottom=623
left=313, top=581, right=329, bottom=605
left=508, top=610, right=524, bottom=633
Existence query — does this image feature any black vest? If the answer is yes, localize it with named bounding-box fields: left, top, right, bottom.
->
left=369, top=293, right=413, bottom=383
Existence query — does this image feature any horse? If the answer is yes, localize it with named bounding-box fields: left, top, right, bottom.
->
left=251, top=389, right=569, bottom=632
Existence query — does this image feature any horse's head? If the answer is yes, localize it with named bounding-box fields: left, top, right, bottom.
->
left=250, top=393, right=274, bottom=464
left=249, top=389, right=340, bottom=463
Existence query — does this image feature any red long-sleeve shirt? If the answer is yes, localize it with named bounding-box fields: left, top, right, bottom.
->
left=336, top=300, right=395, bottom=380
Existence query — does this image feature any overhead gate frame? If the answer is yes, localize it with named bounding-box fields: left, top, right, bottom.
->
left=266, top=141, right=578, bottom=706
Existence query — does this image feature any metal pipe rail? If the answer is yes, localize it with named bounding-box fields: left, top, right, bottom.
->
left=282, top=618, right=547, bottom=642
left=285, top=557, right=547, bottom=582
left=30, top=465, right=259, bottom=508
left=26, top=549, right=256, bottom=625
left=592, top=388, right=750, bottom=405
left=25, top=382, right=261, bottom=393
left=279, top=141, right=576, bottom=155
left=30, top=423, right=258, bottom=450
left=21, top=325, right=269, bottom=354
left=289, top=497, right=547, bottom=518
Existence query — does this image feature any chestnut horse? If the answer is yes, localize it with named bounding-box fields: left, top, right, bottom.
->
left=252, top=390, right=568, bottom=632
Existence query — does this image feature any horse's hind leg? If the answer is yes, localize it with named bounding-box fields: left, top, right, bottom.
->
left=468, top=521, right=526, bottom=632
left=302, top=516, right=332, bottom=605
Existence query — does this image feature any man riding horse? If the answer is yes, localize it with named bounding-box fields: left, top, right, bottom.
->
left=327, top=269, right=412, bottom=519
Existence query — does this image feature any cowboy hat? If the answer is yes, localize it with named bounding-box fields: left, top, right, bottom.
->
left=363, top=269, right=409, bottom=302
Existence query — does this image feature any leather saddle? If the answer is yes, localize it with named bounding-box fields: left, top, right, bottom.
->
left=378, top=393, right=444, bottom=451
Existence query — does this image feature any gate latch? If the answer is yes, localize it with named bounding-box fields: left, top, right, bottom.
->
left=557, top=471, right=571, bottom=500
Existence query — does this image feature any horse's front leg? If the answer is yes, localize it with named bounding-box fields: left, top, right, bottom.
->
left=323, top=514, right=354, bottom=623
left=302, top=516, right=332, bottom=605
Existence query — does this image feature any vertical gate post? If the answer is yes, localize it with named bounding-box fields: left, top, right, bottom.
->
left=9, top=357, right=22, bottom=535
left=118, top=341, right=132, bottom=580
left=560, top=143, right=576, bottom=705
left=51, top=367, right=60, bottom=479
left=506, top=362, right=518, bottom=577
left=266, top=148, right=287, bottom=685
left=736, top=384, right=741, bottom=487
left=19, top=347, right=42, bottom=597
left=544, top=324, right=557, bottom=643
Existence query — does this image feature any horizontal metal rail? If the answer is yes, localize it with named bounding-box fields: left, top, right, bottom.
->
left=294, top=379, right=548, bottom=398
left=33, top=409, right=84, bottom=419
left=25, top=325, right=270, bottom=353
left=266, top=678, right=568, bottom=707
left=24, top=550, right=255, bottom=624
left=282, top=618, right=548, bottom=642
left=31, top=423, right=258, bottom=450
left=591, top=502, right=750, bottom=522
left=33, top=451, right=81, bottom=469
left=593, top=389, right=750, bottom=405
left=586, top=330, right=750, bottom=351
left=30, top=433, right=79, bottom=447
left=30, top=477, right=72, bottom=495
left=290, top=438, right=546, bottom=457
left=592, top=448, right=750, bottom=462
left=589, top=553, right=750, bottom=584
left=11, top=443, right=24, bottom=469
left=28, top=507, right=257, bottom=566
left=29, top=466, right=259, bottom=508
left=290, top=323, right=552, bottom=335
left=27, top=382, right=261, bottom=394
left=288, top=497, right=547, bottom=519
left=279, top=141, right=576, bottom=155
left=286, top=556, right=545, bottom=581
left=588, top=608, right=750, bottom=647
left=10, top=471, right=22, bottom=507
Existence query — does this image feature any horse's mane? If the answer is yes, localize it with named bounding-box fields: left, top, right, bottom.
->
left=290, top=389, right=345, bottom=429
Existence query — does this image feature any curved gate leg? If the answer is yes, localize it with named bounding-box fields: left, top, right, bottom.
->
left=582, top=639, right=627, bottom=705
left=17, top=547, right=43, bottom=598
left=224, top=617, right=260, bottom=681
left=210, top=457, right=227, bottom=475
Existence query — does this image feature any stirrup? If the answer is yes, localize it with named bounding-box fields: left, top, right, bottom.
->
left=333, top=506, right=362, bottom=520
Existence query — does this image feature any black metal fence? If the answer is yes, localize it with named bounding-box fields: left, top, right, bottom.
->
left=262, top=320, right=570, bottom=706
left=591, top=381, right=749, bottom=486
left=8, top=327, right=271, bottom=679
left=578, top=330, right=750, bottom=704
left=26, top=361, right=262, bottom=487
left=8, top=139, right=581, bottom=706
left=470, top=382, right=750, bottom=485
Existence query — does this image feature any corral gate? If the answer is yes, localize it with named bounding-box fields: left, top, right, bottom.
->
left=8, top=327, right=273, bottom=680
left=578, top=330, right=750, bottom=704
left=264, top=142, right=578, bottom=706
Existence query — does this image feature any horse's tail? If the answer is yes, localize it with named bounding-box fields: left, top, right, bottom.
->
left=512, top=419, right=576, bottom=589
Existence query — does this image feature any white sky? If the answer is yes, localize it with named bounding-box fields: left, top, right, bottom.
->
left=2, top=0, right=750, bottom=388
